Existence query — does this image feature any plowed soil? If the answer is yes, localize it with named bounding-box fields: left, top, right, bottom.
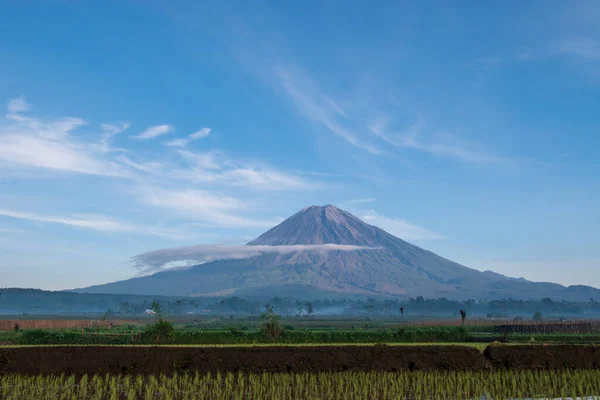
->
left=0, top=345, right=485, bottom=375
left=484, top=344, right=600, bottom=369
left=2, top=345, right=599, bottom=375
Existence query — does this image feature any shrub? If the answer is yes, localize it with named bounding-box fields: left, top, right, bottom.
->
left=260, top=304, right=283, bottom=341
left=228, top=327, right=245, bottom=336
left=143, top=319, right=175, bottom=343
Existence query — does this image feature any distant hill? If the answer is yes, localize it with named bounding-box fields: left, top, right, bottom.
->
left=0, top=288, right=196, bottom=315
left=77, top=205, right=600, bottom=301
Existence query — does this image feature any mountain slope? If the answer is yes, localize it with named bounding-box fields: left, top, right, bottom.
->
left=78, top=205, right=600, bottom=301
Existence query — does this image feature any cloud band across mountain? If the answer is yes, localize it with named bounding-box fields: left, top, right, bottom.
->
left=132, top=243, right=379, bottom=273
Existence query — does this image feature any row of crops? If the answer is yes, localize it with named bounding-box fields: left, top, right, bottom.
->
left=2, top=370, right=600, bottom=399
left=10, top=328, right=600, bottom=345
left=10, top=326, right=474, bottom=345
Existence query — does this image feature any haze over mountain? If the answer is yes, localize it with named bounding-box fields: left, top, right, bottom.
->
left=78, top=205, right=600, bottom=301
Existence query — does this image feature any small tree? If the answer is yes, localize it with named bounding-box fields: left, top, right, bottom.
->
left=260, top=304, right=283, bottom=341
left=460, top=309, right=467, bottom=325
left=150, top=301, right=166, bottom=320
left=400, top=307, right=404, bottom=320
left=532, top=311, right=543, bottom=321
left=144, top=319, right=174, bottom=343
left=144, top=301, right=174, bottom=343
left=306, top=302, right=313, bottom=317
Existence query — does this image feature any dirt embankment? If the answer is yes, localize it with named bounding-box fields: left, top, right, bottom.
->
left=1, top=345, right=600, bottom=375
left=0, top=345, right=485, bottom=375
left=484, top=345, right=600, bottom=370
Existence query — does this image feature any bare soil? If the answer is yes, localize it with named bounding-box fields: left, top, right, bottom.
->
left=0, top=345, right=485, bottom=375
left=2, top=344, right=599, bottom=375
left=484, top=344, right=600, bottom=369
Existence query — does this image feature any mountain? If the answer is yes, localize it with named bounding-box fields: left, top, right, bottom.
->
left=77, top=205, right=600, bottom=301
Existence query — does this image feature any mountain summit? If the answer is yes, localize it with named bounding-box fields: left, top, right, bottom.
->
left=248, top=205, right=387, bottom=246
left=78, top=205, right=600, bottom=301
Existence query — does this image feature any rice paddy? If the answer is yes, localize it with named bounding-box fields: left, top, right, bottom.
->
left=2, top=370, right=600, bottom=399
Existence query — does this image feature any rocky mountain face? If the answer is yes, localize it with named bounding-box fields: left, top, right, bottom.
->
left=78, top=205, right=600, bottom=301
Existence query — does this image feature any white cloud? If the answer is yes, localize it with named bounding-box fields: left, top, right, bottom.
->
left=2, top=99, right=128, bottom=176
left=0, top=208, right=136, bottom=232
left=133, top=124, right=174, bottom=140
left=368, top=118, right=511, bottom=165
left=0, top=208, right=192, bottom=239
left=0, top=97, right=321, bottom=240
left=165, top=138, right=188, bottom=147
left=172, top=150, right=314, bottom=191
left=554, top=38, right=600, bottom=61
left=98, top=122, right=130, bottom=152
left=0, top=125, right=128, bottom=177
left=119, top=155, right=163, bottom=173
left=1, top=100, right=312, bottom=189
left=361, top=210, right=443, bottom=241
left=273, top=65, right=381, bottom=155
left=189, top=127, right=211, bottom=140
left=345, top=198, right=376, bottom=206
left=141, top=187, right=280, bottom=228
left=164, top=127, right=211, bottom=147
left=271, top=65, right=507, bottom=165
left=7, top=96, right=31, bottom=113
left=132, top=243, right=379, bottom=273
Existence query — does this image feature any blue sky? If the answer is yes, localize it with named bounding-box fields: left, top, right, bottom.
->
left=0, top=1, right=599, bottom=290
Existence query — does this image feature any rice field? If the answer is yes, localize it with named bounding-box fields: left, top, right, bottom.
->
left=2, top=370, right=600, bottom=399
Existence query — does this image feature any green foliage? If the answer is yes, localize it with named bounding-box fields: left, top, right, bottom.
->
left=228, top=327, right=245, bottom=336
left=13, top=323, right=20, bottom=332
left=260, top=304, right=283, bottom=341
left=532, top=311, right=543, bottom=321
left=397, top=326, right=471, bottom=342
left=143, top=318, right=174, bottom=343
left=150, top=301, right=166, bottom=320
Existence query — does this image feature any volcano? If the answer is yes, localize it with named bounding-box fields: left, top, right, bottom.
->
left=77, top=205, right=600, bottom=300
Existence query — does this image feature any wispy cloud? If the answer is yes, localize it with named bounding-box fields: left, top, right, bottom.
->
left=140, top=187, right=281, bottom=228
left=361, top=210, right=443, bottom=241
left=273, top=64, right=381, bottom=155
left=7, top=96, right=31, bottom=113
left=189, top=127, right=211, bottom=140
left=165, top=138, right=188, bottom=147
left=171, top=149, right=315, bottom=191
left=0, top=101, right=129, bottom=177
left=98, top=122, right=131, bottom=152
left=0, top=96, right=321, bottom=236
left=1, top=97, right=314, bottom=190
left=268, top=63, right=508, bottom=165
left=165, top=127, right=211, bottom=147
left=0, top=208, right=136, bottom=232
left=368, top=118, right=511, bottom=165
left=554, top=38, right=600, bottom=61
left=1, top=97, right=134, bottom=176
left=133, top=124, right=174, bottom=140
left=0, top=208, right=193, bottom=239
left=345, top=198, right=376, bottom=206
left=132, top=243, right=379, bottom=273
